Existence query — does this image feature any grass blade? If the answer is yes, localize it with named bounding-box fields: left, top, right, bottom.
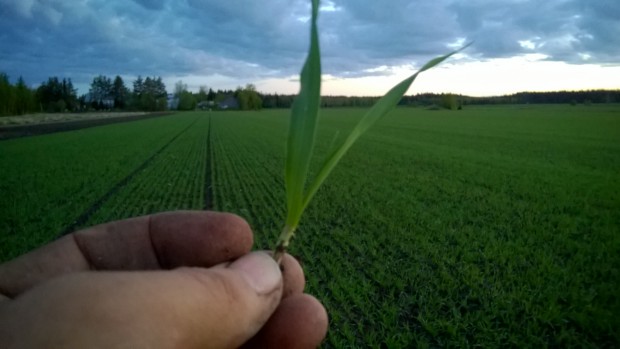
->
left=274, top=0, right=469, bottom=261
left=301, top=47, right=469, bottom=211
left=284, top=0, right=321, bottom=228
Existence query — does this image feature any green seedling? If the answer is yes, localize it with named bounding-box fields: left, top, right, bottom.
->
left=272, top=0, right=469, bottom=262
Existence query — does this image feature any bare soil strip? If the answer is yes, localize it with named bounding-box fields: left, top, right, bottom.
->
left=0, top=112, right=172, bottom=140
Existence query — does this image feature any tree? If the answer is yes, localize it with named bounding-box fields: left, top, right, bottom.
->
left=36, top=77, right=77, bottom=112
left=14, top=77, right=36, bottom=115
left=89, top=75, right=113, bottom=110
left=134, top=76, right=168, bottom=111
left=131, top=76, right=144, bottom=110
left=0, top=73, right=36, bottom=116
left=196, top=86, right=209, bottom=103
left=440, top=93, right=458, bottom=110
left=0, top=73, right=15, bottom=116
left=174, top=81, right=197, bottom=111
left=112, top=76, right=130, bottom=110
left=245, top=84, right=262, bottom=110
left=207, top=88, right=216, bottom=101
left=236, top=84, right=262, bottom=110
left=180, top=92, right=196, bottom=111
left=141, top=77, right=155, bottom=111
left=236, top=87, right=248, bottom=110
left=36, top=78, right=58, bottom=112
left=61, top=78, right=78, bottom=111
left=153, top=77, right=168, bottom=111
left=133, top=76, right=144, bottom=96
left=174, top=80, right=187, bottom=97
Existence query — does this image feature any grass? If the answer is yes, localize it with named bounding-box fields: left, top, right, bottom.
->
left=1, top=105, right=619, bottom=347
left=212, top=105, right=620, bottom=347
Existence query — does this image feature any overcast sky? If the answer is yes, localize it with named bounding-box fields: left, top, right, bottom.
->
left=1, top=0, right=619, bottom=96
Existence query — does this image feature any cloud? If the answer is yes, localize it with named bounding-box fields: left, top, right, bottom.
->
left=0, top=0, right=617, bottom=94
left=316, top=0, right=461, bottom=75
left=450, top=0, right=620, bottom=64
left=0, top=0, right=36, bottom=18
left=132, top=0, right=166, bottom=11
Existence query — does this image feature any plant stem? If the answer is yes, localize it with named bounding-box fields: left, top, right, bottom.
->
left=273, top=224, right=296, bottom=264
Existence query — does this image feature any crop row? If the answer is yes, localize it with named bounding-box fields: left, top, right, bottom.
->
left=209, top=111, right=395, bottom=347
left=304, top=107, right=619, bottom=347
left=210, top=112, right=287, bottom=248
left=0, top=114, right=201, bottom=261
left=83, top=113, right=210, bottom=227
left=206, top=107, right=620, bottom=347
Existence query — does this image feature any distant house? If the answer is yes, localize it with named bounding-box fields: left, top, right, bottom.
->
left=218, top=96, right=239, bottom=109
left=196, top=101, right=215, bottom=110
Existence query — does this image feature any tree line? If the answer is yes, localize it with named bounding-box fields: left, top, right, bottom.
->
left=2, top=71, right=619, bottom=117
left=0, top=73, right=168, bottom=116
left=0, top=73, right=265, bottom=116
left=1, top=73, right=45, bottom=116
left=261, top=90, right=620, bottom=110
left=82, top=75, right=169, bottom=112
left=398, top=90, right=620, bottom=108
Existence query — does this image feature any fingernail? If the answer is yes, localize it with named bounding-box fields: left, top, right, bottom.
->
left=230, top=252, right=282, bottom=294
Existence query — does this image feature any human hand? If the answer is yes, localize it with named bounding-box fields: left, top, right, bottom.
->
left=0, top=211, right=328, bottom=348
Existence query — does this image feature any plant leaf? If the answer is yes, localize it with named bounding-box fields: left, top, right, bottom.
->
left=301, top=46, right=470, bottom=211
left=284, top=0, right=321, bottom=228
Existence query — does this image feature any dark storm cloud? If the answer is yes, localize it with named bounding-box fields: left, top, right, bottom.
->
left=317, top=0, right=460, bottom=75
left=0, top=0, right=617, bottom=91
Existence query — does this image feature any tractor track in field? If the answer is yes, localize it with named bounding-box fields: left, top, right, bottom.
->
left=59, top=116, right=200, bottom=236
left=203, top=115, right=214, bottom=210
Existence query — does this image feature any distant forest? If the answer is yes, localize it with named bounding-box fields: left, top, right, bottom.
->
left=265, top=90, right=620, bottom=109
left=1, top=72, right=619, bottom=117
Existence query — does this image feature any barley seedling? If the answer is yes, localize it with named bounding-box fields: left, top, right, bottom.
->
left=273, top=0, right=469, bottom=262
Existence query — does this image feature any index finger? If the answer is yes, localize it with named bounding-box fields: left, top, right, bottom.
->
left=0, top=211, right=253, bottom=298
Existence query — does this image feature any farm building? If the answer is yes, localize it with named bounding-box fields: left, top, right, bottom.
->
left=218, top=96, right=239, bottom=109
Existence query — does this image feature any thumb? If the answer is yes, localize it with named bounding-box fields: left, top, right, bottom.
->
left=0, top=252, right=283, bottom=349
left=192, top=251, right=284, bottom=348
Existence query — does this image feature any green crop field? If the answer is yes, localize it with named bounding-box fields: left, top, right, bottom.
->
left=1, top=105, right=619, bottom=347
